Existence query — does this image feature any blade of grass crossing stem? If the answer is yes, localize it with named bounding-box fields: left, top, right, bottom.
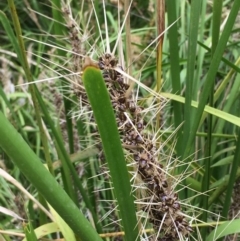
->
left=51, top=0, right=74, bottom=154
left=82, top=59, right=139, bottom=241
left=165, top=1, right=183, bottom=157
left=183, top=0, right=240, bottom=160
left=0, top=111, right=103, bottom=241
left=161, top=92, right=240, bottom=127
left=181, top=0, right=202, bottom=166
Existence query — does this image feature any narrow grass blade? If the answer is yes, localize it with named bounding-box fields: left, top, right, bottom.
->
left=161, top=92, right=240, bottom=127
left=165, top=1, right=183, bottom=155
left=82, top=59, right=139, bottom=241
left=48, top=204, right=76, bottom=241
left=206, top=219, right=240, bottom=241
left=212, top=0, right=223, bottom=53
left=0, top=10, right=23, bottom=65
left=181, top=0, right=202, bottom=158
left=201, top=0, right=223, bottom=230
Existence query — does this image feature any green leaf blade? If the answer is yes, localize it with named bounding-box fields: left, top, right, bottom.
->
left=82, top=60, right=139, bottom=241
left=207, top=219, right=240, bottom=241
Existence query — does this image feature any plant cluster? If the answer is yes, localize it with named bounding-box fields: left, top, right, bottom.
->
left=1, top=1, right=240, bottom=241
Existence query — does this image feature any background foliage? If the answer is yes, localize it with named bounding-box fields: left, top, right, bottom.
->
left=0, top=0, right=240, bottom=240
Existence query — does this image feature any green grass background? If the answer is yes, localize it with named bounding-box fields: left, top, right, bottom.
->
left=0, top=0, right=240, bottom=240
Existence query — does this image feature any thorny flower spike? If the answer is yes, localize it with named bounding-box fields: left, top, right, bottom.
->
left=96, top=53, right=192, bottom=240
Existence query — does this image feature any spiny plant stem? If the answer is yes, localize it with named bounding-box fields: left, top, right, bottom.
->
left=96, top=53, right=192, bottom=240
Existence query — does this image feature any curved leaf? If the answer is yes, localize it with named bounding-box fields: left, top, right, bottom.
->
left=211, top=155, right=234, bottom=167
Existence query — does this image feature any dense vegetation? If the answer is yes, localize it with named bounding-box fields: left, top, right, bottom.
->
left=0, top=0, right=240, bottom=240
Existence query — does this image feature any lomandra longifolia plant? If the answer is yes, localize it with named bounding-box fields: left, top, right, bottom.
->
left=3, top=0, right=240, bottom=241
left=62, top=3, right=193, bottom=239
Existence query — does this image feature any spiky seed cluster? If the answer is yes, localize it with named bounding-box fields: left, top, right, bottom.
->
left=98, top=53, right=192, bottom=240
left=62, top=5, right=88, bottom=103
left=62, top=5, right=83, bottom=73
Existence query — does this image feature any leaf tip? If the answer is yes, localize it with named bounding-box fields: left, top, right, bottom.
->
left=83, top=57, right=99, bottom=71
